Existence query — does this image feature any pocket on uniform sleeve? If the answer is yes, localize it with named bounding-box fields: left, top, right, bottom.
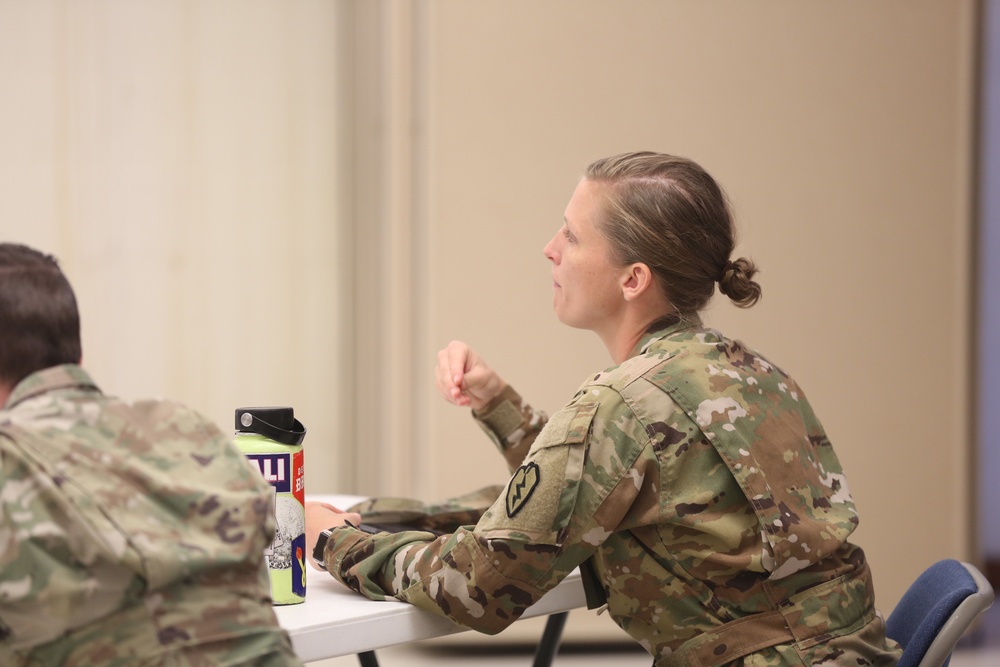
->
left=477, top=402, right=599, bottom=545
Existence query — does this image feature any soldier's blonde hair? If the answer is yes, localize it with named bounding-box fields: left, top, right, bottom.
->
left=585, top=152, right=761, bottom=317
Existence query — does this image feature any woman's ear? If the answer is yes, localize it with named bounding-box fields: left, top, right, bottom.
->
left=621, top=263, right=654, bottom=302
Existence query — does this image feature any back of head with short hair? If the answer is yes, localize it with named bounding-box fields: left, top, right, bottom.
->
left=0, top=243, right=81, bottom=388
left=585, top=151, right=762, bottom=318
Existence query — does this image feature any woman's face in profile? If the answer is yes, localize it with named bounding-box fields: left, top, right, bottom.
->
left=543, top=179, right=628, bottom=334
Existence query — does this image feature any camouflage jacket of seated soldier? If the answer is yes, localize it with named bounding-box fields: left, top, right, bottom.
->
left=0, top=364, right=303, bottom=667
left=318, top=320, right=903, bottom=666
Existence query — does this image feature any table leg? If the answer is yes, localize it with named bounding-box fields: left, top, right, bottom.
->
left=532, top=611, right=568, bottom=667
left=353, top=611, right=566, bottom=667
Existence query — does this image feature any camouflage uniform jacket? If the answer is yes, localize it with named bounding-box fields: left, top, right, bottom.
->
left=320, top=323, right=902, bottom=666
left=0, top=365, right=302, bottom=666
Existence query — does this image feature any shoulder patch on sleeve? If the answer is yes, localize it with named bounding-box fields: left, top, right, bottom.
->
left=481, top=402, right=599, bottom=541
left=505, top=462, right=539, bottom=517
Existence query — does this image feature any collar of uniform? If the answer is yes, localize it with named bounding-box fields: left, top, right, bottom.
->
left=4, top=364, right=101, bottom=410
left=630, top=313, right=704, bottom=359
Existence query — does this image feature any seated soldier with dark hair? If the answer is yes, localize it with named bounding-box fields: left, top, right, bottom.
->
left=0, top=243, right=302, bottom=666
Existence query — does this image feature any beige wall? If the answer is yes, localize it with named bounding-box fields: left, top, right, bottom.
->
left=0, top=0, right=978, bottom=638
left=0, top=0, right=354, bottom=492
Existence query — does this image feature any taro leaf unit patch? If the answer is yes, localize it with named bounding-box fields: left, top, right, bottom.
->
left=506, top=462, right=540, bottom=518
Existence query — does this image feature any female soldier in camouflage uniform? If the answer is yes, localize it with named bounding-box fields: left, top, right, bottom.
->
left=307, top=152, right=902, bottom=666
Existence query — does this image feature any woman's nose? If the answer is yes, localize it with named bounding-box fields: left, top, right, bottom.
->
left=543, top=234, right=559, bottom=263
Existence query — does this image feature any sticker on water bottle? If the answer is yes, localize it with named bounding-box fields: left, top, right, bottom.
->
left=247, top=450, right=306, bottom=599
left=249, top=452, right=292, bottom=493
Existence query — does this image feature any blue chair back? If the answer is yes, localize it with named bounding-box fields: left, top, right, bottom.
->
left=885, top=559, right=994, bottom=667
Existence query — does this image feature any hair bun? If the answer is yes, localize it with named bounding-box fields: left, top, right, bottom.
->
left=718, top=257, right=762, bottom=308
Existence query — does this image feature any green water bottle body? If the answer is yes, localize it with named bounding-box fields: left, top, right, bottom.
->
left=234, top=407, right=307, bottom=605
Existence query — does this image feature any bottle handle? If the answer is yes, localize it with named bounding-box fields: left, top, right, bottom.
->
left=239, top=412, right=307, bottom=446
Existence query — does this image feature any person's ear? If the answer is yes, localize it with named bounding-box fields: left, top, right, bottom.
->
left=621, top=263, right=654, bottom=302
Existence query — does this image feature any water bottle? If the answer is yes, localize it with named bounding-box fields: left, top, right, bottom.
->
left=234, top=406, right=307, bottom=605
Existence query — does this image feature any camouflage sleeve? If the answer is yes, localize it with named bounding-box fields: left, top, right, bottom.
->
left=472, top=385, right=548, bottom=472
left=322, top=387, right=654, bottom=634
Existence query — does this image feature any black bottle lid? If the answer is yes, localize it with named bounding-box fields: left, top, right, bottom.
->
left=235, top=406, right=306, bottom=446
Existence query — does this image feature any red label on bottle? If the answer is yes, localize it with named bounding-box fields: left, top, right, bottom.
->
left=292, top=449, right=305, bottom=506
